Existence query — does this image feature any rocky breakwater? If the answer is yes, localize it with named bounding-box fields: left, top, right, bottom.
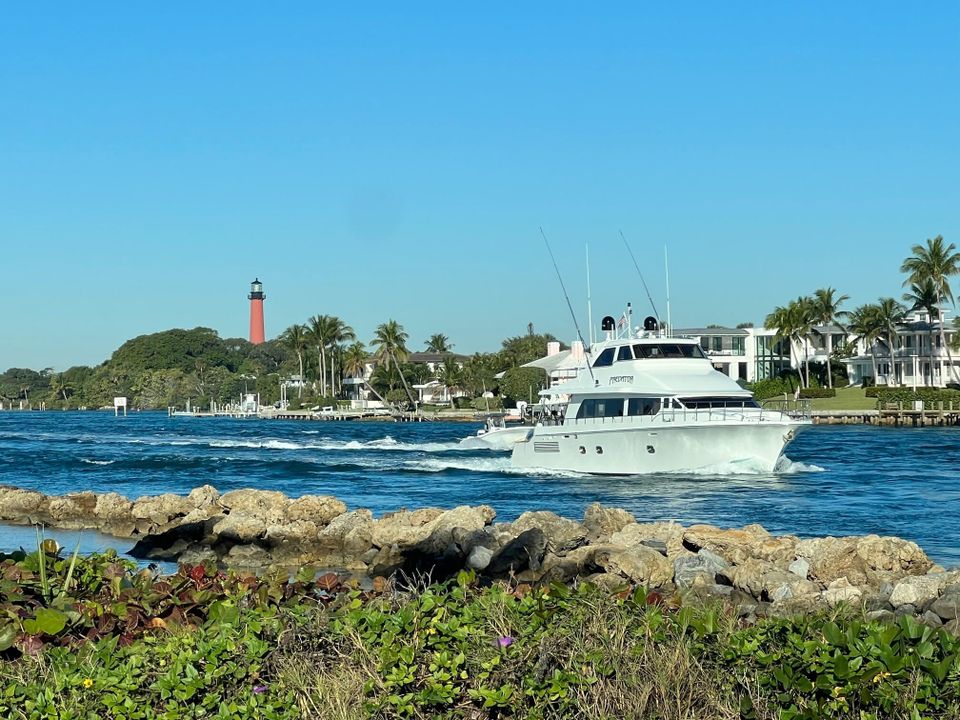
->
left=2, top=484, right=959, bottom=627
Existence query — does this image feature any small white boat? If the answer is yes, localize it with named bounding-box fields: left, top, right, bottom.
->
left=459, top=414, right=531, bottom=451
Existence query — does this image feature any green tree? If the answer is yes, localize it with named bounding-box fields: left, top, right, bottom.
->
left=811, top=287, right=850, bottom=388
left=371, top=320, right=415, bottom=406
left=499, top=332, right=562, bottom=368
left=847, top=304, right=882, bottom=384
left=425, top=334, right=453, bottom=353
left=901, top=235, right=960, bottom=384
left=439, top=357, right=463, bottom=408
left=499, top=367, right=546, bottom=406
left=765, top=298, right=815, bottom=388
left=903, top=277, right=940, bottom=385
left=875, top=298, right=906, bottom=386
left=280, top=324, right=308, bottom=398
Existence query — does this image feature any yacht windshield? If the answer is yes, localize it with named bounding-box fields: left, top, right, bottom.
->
left=633, top=343, right=706, bottom=359
left=677, top=397, right=759, bottom=409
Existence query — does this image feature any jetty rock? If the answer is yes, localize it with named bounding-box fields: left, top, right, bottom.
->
left=4, top=484, right=960, bottom=624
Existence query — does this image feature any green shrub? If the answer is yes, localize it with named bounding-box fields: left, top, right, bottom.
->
left=749, top=377, right=796, bottom=400
left=470, top=396, right=503, bottom=411
left=798, top=388, right=835, bottom=398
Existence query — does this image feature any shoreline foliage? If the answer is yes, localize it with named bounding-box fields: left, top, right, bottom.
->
left=2, top=544, right=960, bottom=719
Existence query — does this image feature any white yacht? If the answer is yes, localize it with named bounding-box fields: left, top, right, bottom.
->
left=510, top=314, right=810, bottom=474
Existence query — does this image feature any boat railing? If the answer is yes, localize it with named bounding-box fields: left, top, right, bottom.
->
left=555, top=400, right=810, bottom=427
left=759, top=398, right=812, bottom=422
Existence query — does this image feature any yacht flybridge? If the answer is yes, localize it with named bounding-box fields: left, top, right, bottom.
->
left=510, top=312, right=811, bottom=474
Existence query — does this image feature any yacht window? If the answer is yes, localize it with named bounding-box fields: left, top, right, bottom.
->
left=576, top=398, right=625, bottom=419
left=593, top=348, right=616, bottom=367
left=617, top=345, right=633, bottom=362
left=677, top=396, right=759, bottom=409
left=632, top=343, right=707, bottom=359
left=627, top=398, right=661, bottom=416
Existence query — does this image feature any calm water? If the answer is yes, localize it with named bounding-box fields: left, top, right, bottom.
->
left=1, top=412, right=959, bottom=565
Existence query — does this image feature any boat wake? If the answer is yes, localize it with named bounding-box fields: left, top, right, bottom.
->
left=80, top=458, right=115, bottom=465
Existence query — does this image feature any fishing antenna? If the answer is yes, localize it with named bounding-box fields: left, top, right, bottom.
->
left=619, top=230, right=661, bottom=325
left=539, top=228, right=597, bottom=386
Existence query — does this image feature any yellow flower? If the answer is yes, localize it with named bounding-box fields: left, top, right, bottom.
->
left=873, top=671, right=891, bottom=684
left=82, top=678, right=93, bottom=689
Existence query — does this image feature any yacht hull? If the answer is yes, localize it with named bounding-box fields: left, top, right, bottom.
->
left=458, top=426, right=531, bottom=451
left=510, top=421, right=806, bottom=474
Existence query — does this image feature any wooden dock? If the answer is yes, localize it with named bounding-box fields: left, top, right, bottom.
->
left=813, top=401, right=960, bottom=426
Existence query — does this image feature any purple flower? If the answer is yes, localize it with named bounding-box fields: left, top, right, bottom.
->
left=497, top=636, right=514, bottom=648
left=253, top=684, right=268, bottom=695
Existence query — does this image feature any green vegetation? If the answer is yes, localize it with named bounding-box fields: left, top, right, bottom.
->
left=764, top=235, right=960, bottom=393
left=808, top=387, right=874, bottom=411
left=3, top=542, right=960, bottom=719
left=2, top=316, right=562, bottom=412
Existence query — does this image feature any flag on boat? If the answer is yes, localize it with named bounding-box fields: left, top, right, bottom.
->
left=617, top=313, right=628, bottom=329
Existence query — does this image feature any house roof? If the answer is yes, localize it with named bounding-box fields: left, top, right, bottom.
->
left=676, top=327, right=748, bottom=336
left=521, top=349, right=585, bottom=374
left=408, top=352, right=468, bottom=364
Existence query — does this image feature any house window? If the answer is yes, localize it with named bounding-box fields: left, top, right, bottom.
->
left=732, top=337, right=745, bottom=355
left=712, top=336, right=723, bottom=352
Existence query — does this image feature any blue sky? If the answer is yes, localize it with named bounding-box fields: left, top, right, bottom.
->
left=2, top=4, right=958, bottom=369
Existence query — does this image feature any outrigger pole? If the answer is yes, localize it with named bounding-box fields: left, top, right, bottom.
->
left=619, top=230, right=662, bottom=327
left=540, top=228, right=597, bottom=386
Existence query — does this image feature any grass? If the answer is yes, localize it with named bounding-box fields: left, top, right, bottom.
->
left=809, top=387, right=876, bottom=412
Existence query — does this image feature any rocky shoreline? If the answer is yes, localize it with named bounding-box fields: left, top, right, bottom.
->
left=2, top=484, right=959, bottom=629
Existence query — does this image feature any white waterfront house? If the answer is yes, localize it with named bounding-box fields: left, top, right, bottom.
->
left=843, top=309, right=959, bottom=388
left=521, top=310, right=960, bottom=390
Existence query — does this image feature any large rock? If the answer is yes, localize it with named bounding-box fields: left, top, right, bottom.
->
left=0, top=487, right=49, bottom=520
left=595, top=544, right=674, bottom=588
left=582, top=504, right=635, bottom=542
left=889, top=573, right=957, bottom=609
left=487, top=529, right=547, bottom=576
left=287, top=495, right=349, bottom=526
left=47, top=492, right=99, bottom=528
left=219, top=489, right=290, bottom=524
left=822, top=578, right=864, bottom=607
left=315, top=509, right=375, bottom=565
left=93, top=493, right=135, bottom=536
left=674, top=549, right=729, bottom=589
left=510, top=511, right=586, bottom=554
left=212, top=514, right=267, bottom=543
left=684, top=524, right=797, bottom=566
left=131, top=493, right=195, bottom=533
left=609, top=521, right=686, bottom=558
left=795, top=535, right=933, bottom=587
left=727, top=559, right=819, bottom=602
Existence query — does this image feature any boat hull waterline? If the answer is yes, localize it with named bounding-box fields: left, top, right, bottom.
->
left=510, top=420, right=806, bottom=475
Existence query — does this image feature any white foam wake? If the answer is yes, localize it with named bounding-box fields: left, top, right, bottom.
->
left=81, top=459, right=115, bottom=465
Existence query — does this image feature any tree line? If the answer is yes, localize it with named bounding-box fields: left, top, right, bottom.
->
left=2, top=320, right=561, bottom=411
left=765, top=235, right=960, bottom=388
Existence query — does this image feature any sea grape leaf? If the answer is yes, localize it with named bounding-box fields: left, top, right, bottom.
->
left=0, top=623, right=15, bottom=651
left=22, top=608, right=68, bottom=636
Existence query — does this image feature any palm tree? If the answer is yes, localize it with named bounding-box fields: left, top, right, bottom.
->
left=767, top=298, right=815, bottom=388
left=811, top=287, right=850, bottom=388
left=439, top=357, right=463, bottom=408
left=874, top=298, right=906, bottom=386
left=342, top=342, right=368, bottom=377
left=281, top=323, right=308, bottom=398
left=847, top=304, right=883, bottom=385
left=425, top=334, right=453, bottom=353
left=371, top=320, right=415, bottom=406
left=901, top=235, right=960, bottom=385
left=307, top=315, right=334, bottom=396
left=327, top=317, right=356, bottom=397
left=903, top=277, right=940, bottom=385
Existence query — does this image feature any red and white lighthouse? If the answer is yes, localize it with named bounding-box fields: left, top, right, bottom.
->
left=248, top=278, right=266, bottom=345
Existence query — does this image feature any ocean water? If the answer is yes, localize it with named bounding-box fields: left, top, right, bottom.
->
left=1, top=412, right=958, bottom=565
